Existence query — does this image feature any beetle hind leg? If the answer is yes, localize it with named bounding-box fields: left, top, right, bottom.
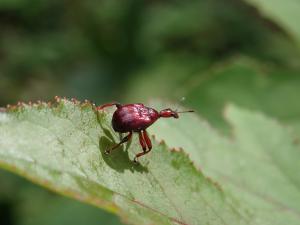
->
left=143, top=130, right=152, bottom=150
left=134, top=130, right=152, bottom=163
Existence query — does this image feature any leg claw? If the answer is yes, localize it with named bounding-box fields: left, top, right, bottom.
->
left=133, top=157, right=139, bottom=164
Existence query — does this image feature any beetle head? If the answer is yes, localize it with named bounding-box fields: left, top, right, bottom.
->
left=159, top=108, right=194, bottom=119
left=159, top=108, right=179, bottom=118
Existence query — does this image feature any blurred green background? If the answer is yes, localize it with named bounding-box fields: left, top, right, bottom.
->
left=1, top=0, right=300, bottom=224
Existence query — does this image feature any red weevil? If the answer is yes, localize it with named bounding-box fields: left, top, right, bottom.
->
left=97, top=103, right=194, bottom=162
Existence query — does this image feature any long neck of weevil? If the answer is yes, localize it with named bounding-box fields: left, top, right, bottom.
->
left=147, top=108, right=160, bottom=121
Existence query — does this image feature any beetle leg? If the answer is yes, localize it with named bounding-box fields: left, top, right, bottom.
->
left=142, top=130, right=152, bottom=150
left=134, top=130, right=152, bottom=163
left=105, top=131, right=132, bottom=154
left=97, top=102, right=122, bottom=110
left=138, top=131, right=147, bottom=151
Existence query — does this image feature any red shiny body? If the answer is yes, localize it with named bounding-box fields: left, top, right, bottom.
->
left=112, top=104, right=159, bottom=133
left=97, top=102, right=193, bottom=162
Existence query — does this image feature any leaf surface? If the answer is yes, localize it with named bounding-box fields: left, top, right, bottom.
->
left=149, top=103, right=300, bottom=225
left=0, top=98, right=251, bottom=225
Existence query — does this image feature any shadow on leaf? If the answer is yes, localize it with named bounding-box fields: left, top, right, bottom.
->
left=97, top=111, right=148, bottom=173
left=99, top=136, right=148, bottom=173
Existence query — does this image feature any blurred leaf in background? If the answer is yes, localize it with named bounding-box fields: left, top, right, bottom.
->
left=0, top=0, right=144, bottom=104
left=126, top=0, right=300, bottom=134
left=0, top=170, right=123, bottom=225
left=0, top=1, right=142, bottom=224
left=245, top=0, right=300, bottom=45
left=129, top=57, right=300, bottom=135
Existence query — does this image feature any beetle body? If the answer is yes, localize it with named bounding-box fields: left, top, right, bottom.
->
left=97, top=102, right=193, bottom=162
left=112, top=104, right=159, bottom=133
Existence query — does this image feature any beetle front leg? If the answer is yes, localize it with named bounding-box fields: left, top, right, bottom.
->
left=134, top=130, right=152, bottom=163
left=97, top=102, right=122, bottom=110
left=106, top=131, right=132, bottom=154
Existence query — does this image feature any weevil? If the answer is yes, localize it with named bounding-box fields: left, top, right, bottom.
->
left=97, top=103, right=194, bottom=163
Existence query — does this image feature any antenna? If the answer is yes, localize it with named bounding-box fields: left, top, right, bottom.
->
left=176, top=110, right=194, bottom=114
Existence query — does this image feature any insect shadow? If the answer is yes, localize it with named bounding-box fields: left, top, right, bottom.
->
left=98, top=124, right=148, bottom=173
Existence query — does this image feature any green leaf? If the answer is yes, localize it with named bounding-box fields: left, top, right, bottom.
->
left=127, top=58, right=300, bottom=135
left=149, top=103, right=300, bottom=225
left=0, top=98, right=252, bottom=225
left=183, top=59, right=300, bottom=135
left=0, top=169, right=123, bottom=225
left=244, top=0, right=300, bottom=45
